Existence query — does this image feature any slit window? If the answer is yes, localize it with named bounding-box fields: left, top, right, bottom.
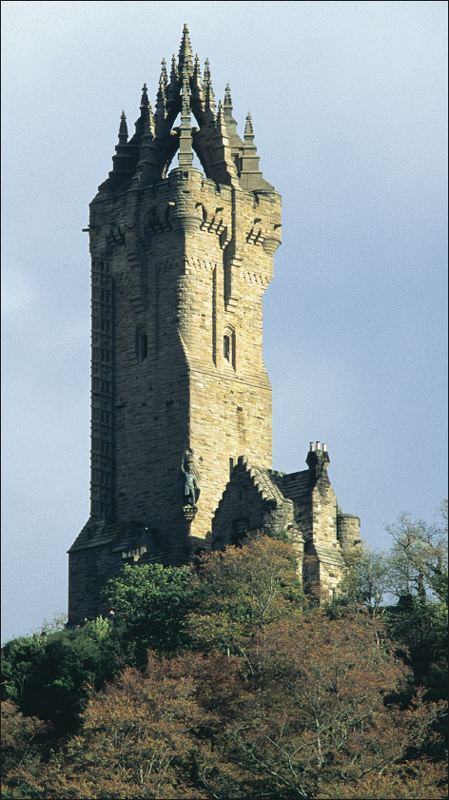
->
left=141, top=334, right=148, bottom=360
left=223, top=329, right=236, bottom=369
left=135, top=328, right=148, bottom=362
left=223, top=335, right=230, bottom=361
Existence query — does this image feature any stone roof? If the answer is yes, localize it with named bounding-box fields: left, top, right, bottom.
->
left=68, top=520, right=142, bottom=553
left=268, top=469, right=311, bottom=507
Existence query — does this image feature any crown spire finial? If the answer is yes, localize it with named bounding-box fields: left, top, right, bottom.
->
left=178, top=23, right=193, bottom=77
left=100, top=25, right=277, bottom=192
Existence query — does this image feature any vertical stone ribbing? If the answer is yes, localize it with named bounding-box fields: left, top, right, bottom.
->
left=212, top=265, right=217, bottom=365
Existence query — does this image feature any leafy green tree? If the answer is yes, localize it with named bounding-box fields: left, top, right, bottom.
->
left=103, top=563, right=196, bottom=665
left=1, top=618, right=123, bottom=734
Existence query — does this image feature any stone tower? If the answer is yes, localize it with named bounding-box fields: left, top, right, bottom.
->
left=68, top=26, right=282, bottom=623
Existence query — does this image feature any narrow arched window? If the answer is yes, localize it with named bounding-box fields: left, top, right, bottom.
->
left=135, top=327, right=148, bottom=363
left=223, top=335, right=230, bottom=361
left=223, top=328, right=236, bottom=369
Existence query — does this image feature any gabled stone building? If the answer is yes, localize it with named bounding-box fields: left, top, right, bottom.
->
left=68, top=26, right=359, bottom=624
left=211, top=443, right=360, bottom=601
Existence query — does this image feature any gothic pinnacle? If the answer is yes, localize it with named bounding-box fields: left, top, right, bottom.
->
left=224, top=84, right=232, bottom=114
left=203, top=58, right=215, bottom=115
left=216, top=100, right=226, bottom=134
left=159, top=58, right=168, bottom=90
left=244, top=111, right=254, bottom=140
left=193, top=54, right=202, bottom=90
left=166, top=54, right=178, bottom=106
left=139, top=85, right=150, bottom=129
left=145, top=100, right=155, bottom=137
left=178, top=23, right=193, bottom=77
left=140, top=83, right=149, bottom=111
left=155, top=63, right=167, bottom=122
left=118, top=111, right=128, bottom=144
left=170, top=54, right=178, bottom=82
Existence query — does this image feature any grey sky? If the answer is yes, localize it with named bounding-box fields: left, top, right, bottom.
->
left=2, top=1, right=447, bottom=643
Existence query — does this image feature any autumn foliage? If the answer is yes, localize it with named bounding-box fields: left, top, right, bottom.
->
left=2, top=533, right=447, bottom=799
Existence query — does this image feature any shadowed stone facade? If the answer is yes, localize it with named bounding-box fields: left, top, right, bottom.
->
left=68, top=26, right=359, bottom=624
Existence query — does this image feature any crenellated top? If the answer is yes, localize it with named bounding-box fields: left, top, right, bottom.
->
left=98, top=24, right=275, bottom=196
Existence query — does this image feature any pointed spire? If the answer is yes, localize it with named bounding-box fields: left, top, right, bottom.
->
left=244, top=111, right=254, bottom=141
left=155, top=60, right=168, bottom=123
left=132, top=84, right=150, bottom=141
left=178, top=23, right=193, bottom=78
left=191, top=53, right=203, bottom=102
left=193, top=54, right=202, bottom=83
left=139, top=85, right=150, bottom=130
left=166, top=54, right=179, bottom=105
left=105, top=110, right=133, bottom=189
left=118, top=111, right=128, bottom=145
left=223, top=84, right=233, bottom=117
left=170, top=54, right=178, bottom=83
left=239, top=111, right=274, bottom=191
left=203, top=58, right=215, bottom=116
left=160, top=58, right=168, bottom=89
left=216, top=100, right=225, bottom=132
left=140, top=83, right=149, bottom=112
left=208, top=99, right=239, bottom=187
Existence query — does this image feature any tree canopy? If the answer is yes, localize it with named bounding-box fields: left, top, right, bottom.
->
left=1, top=515, right=447, bottom=799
